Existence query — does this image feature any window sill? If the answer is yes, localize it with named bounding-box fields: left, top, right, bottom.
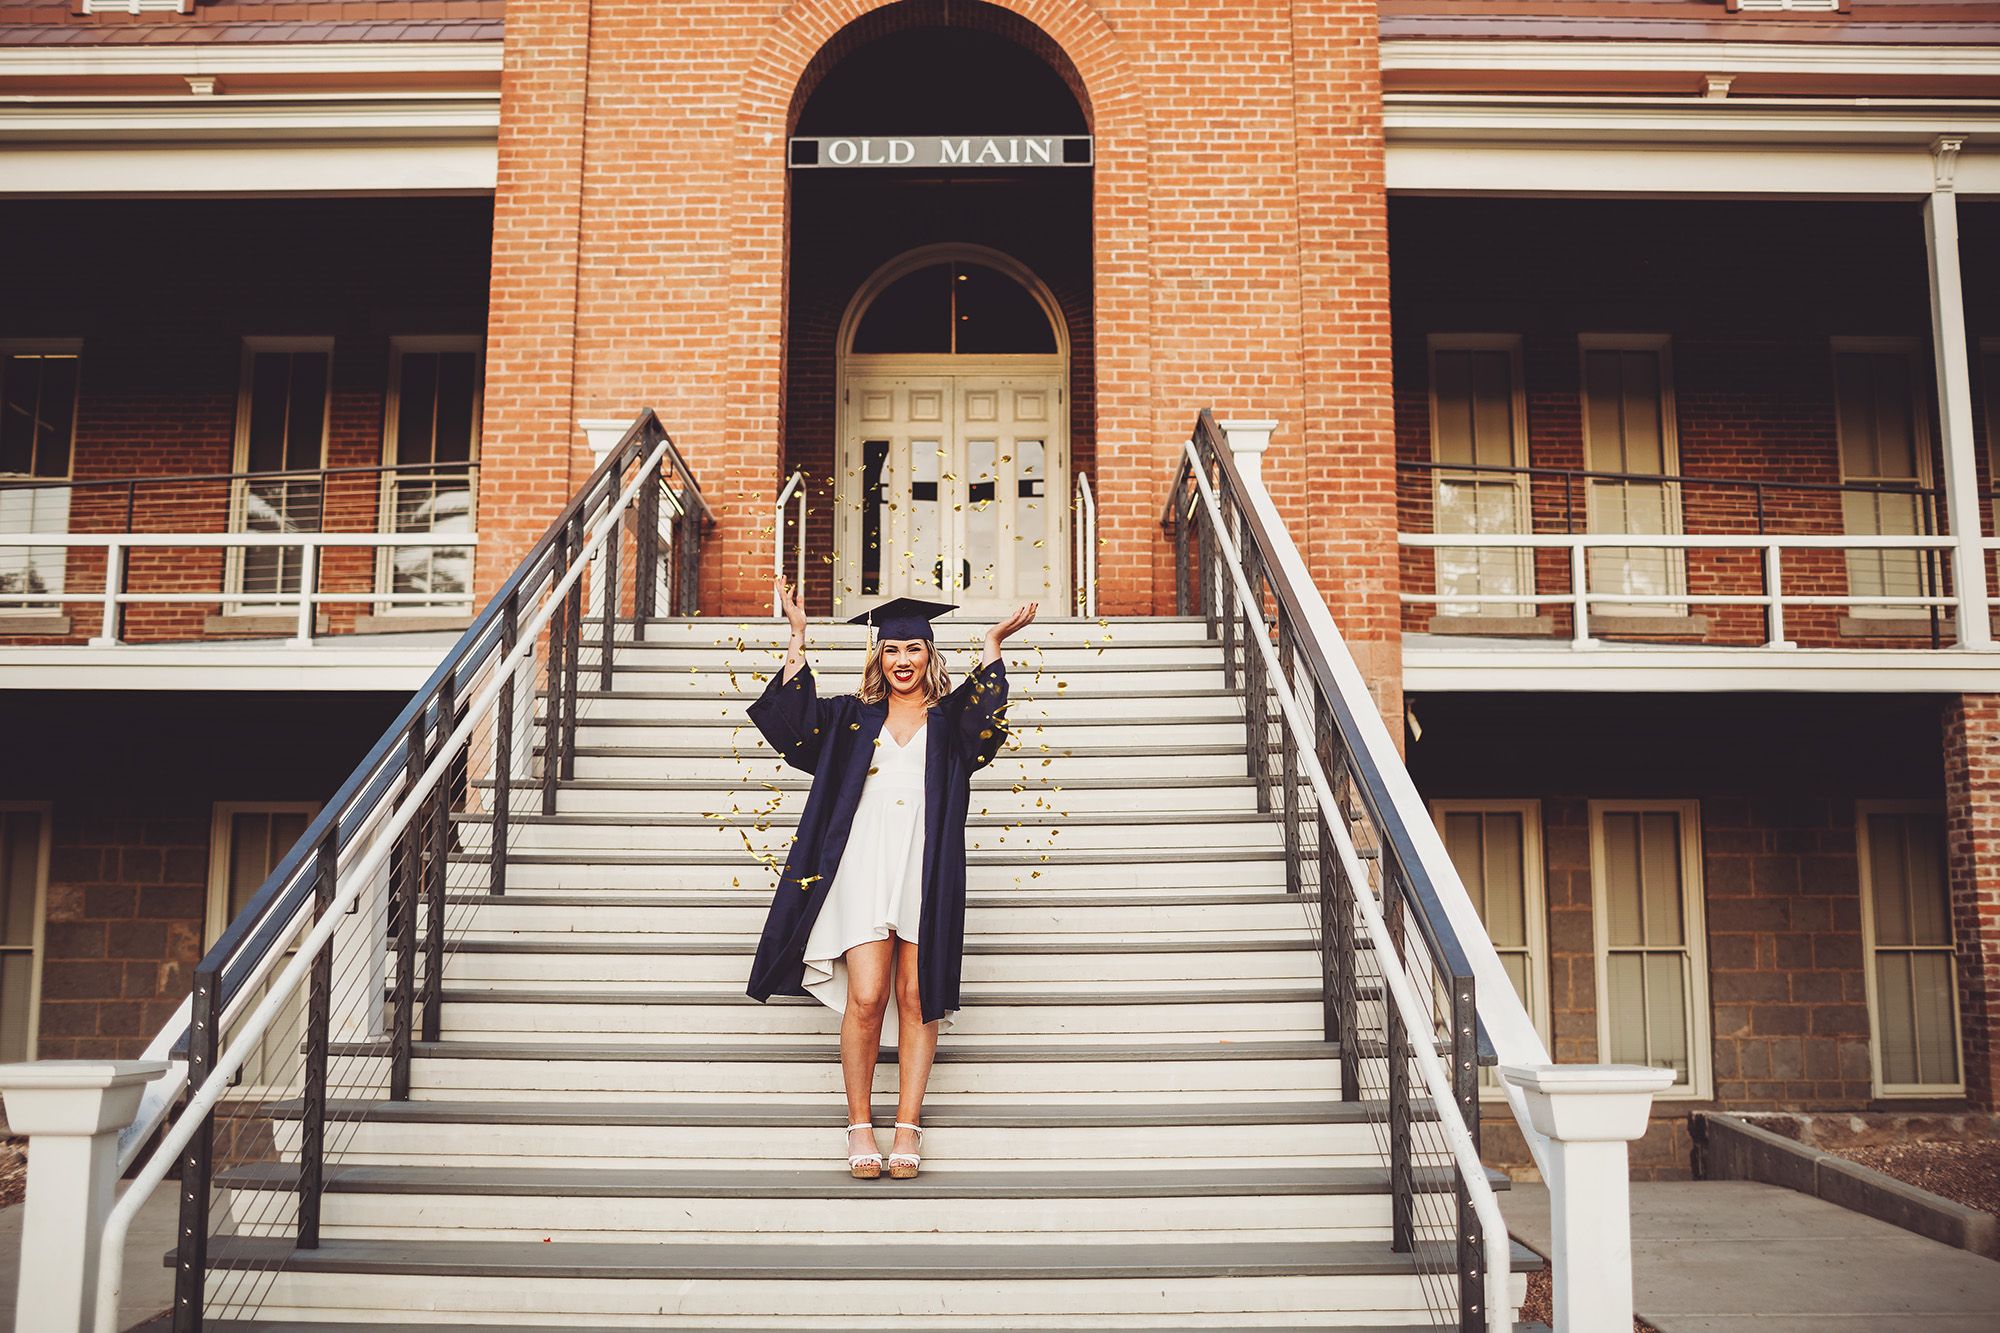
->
left=351, top=612, right=474, bottom=635
left=0, top=615, right=73, bottom=636
left=1589, top=613, right=1711, bottom=637
left=203, top=613, right=332, bottom=636
left=1427, top=614, right=1556, bottom=637
left=1839, top=616, right=1954, bottom=639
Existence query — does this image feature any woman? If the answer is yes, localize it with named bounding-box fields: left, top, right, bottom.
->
left=746, top=578, right=1036, bottom=1178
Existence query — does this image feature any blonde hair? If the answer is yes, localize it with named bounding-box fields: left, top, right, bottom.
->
left=857, top=637, right=951, bottom=706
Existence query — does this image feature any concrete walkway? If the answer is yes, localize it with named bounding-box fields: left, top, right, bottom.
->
left=1507, top=1180, right=2000, bottom=1332
left=0, top=1180, right=178, bottom=1332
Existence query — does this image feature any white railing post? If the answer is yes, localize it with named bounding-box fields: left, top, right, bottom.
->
left=1501, top=1064, right=1674, bottom=1333
left=92, top=539, right=123, bottom=646
left=1569, top=542, right=1594, bottom=648
left=292, top=539, right=319, bottom=646
left=0, top=1059, right=167, bottom=1333
left=1925, top=137, right=1994, bottom=650
left=1764, top=542, right=1795, bottom=649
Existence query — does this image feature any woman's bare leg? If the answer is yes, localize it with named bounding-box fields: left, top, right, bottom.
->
left=892, top=934, right=939, bottom=1159
left=841, top=937, right=895, bottom=1159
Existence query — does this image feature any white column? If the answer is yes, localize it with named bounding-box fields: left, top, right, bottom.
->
left=1501, top=1064, right=1675, bottom=1333
left=0, top=1060, right=167, bottom=1333
left=1218, top=418, right=1278, bottom=485
left=1925, top=137, right=1993, bottom=650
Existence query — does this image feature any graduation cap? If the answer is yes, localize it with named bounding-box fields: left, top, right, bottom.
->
left=849, top=595, right=957, bottom=643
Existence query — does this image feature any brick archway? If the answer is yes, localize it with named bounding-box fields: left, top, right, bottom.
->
left=722, top=0, right=1154, bottom=616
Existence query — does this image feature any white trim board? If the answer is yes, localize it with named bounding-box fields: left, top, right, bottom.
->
left=1380, top=39, right=2000, bottom=83
left=0, top=139, right=496, bottom=196
left=1403, top=641, right=2000, bottom=692
left=0, top=42, right=501, bottom=80
left=0, top=644, right=449, bottom=692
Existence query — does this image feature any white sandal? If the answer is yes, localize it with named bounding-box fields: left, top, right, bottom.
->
left=887, top=1121, right=924, bottom=1179
left=846, top=1122, right=883, bottom=1179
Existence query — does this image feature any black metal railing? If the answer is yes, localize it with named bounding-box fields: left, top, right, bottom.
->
left=1169, top=411, right=1495, bottom=1330
left=106, top=410, right=710, bottom=1332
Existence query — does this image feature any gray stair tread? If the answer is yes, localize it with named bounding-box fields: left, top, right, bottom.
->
left=453, top=846, right=1285, bottom=865
left=604, top=660, right=1228, bottom=675
left=476, top=774, right=1258, bottom=790
left=329, top=1038, right=1343, bottom=1063
left=265, top=1097, right=1419, bottom=1127
left=155, top=1324, right=1540, bottom=1333
left=559, top=713, right=1247, bottom=730
left=565, top=684, right=1257, bottom=700
left=454, top=808, right=1275, bottom=827
left=430, top=984, right=1342, bottom=1006
left=445, top=936, right=1313, bottom=955
left=544, top=742, right=1252, bottom=757
left=177, top=1234, right=1542, bottom=1279
left=213, top=1161, right=1506, bottom=1198
left=439, top=890, right=1316, bottom=908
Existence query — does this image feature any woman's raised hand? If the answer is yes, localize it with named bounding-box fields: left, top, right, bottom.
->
left=776, top=576, right=807, bottom=638
left=987, top=601, right=1039, bottom=647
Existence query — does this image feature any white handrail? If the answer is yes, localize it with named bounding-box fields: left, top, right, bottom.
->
left=1072, top=471, right=1097, bottom=617
left=90, top=438, right=671, bottom=1333
left=1183, top=439, right=1512, bottom=1332
left=772, top=470, right=806, bottom=615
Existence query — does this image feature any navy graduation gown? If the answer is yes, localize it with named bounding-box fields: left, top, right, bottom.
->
left=744, top=653, right=1011, bottom=1024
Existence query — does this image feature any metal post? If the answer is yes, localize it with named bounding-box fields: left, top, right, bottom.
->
left=542, top=551, right=567, bottom=817
left=422, top=678, right=453, bottom=1044
left=679, top=502, right=701, bottom=615
left=299, top=828, right=337, bottom=1249
left=1281, top=616, right=1300, bottom=896
left=491, top=590, right=516, bottom=898
left=562, top=513, right=584, bottom=780
left=172, top=965, right=218, bottom=1333
left=1220, top=490, right=1239, bottom=693
left=601, top=506, right=620, bottom=692
left=1386, top=877, right=1414, bottom=1253
left=1173, top=481, right=1190, bottom=616
left=636, top=455, right=660, bottom=638
left=1451, top=972, right=1484, bottom=1331
left=390, top=717, right=422, bottom=1100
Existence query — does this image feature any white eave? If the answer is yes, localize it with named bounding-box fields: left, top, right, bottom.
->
left=1379, top=38, right=2000, bottom=84
left=0, top=39, right=501, bottom=80
left=0, top=91, right=499, bottom=140
left=0, top=641, right=454, bottom=692
left=1403, top=640, right=2000, bottom=694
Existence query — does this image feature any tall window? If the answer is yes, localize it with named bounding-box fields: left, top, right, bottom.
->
left=1833, top=341, right=1932, bottom=621
left=1857, top=804, right=1961, bottom=1096
left=0, top=343, right=80, bottom=616
left=229, top=339, right=332, bottom=612
left=1429, top=336, right=1532, bottom=618
left=1581, top=336, right=1684, bottom=616
left=1590, top=800, right=1710, bottom=1097
left=380, top=337, right=482, bottom=615
left=1433, top=800, right=1549, bottom=1090
left=208, top=803, right=315, bottom=1089
left=0, top=806, right=49, bottom=1063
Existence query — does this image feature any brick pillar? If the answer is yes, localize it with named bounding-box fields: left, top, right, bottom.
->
left=474, top=0, right=594, bottom=601
left=1943, top=693, right=2000, bottom=1108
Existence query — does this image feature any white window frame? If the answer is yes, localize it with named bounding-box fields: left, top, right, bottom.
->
left=0, top=339, right=83, bottom=619
left=1430, top=798, right=1550, bottom=1097
left=1831, top=337, right=1936, bottom=621
left=1589, top=798, right=1712, bottom=1099
left=0, top=801, right=52, bottom=1063
left=376, top=334, right=484, bottom=616
left=226, top=336, right=334, bottom=616
left=1855, top=800, right=1964, bottom=1099
left=1426, top=334, right=1534, bottom=619
left=1578, top=333, right=1687, bottom=616
left=206, top=801, right=319, bottom=1096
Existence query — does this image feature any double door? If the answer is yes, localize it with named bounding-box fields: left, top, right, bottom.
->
left=839, top=371, right=1065, bottom=619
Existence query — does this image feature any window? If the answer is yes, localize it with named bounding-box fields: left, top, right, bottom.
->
left=850, top=260, right=1057, bottom=355
left=1857, top=804, right=1961, bottom=1096
left=0, top=342, right=81, bottom=616
left=0, top=805, right=50, bottom=1063
left=1428, top=336, right=1532, bottom=619
left=1980, top=340, right=2000, bottom=554
left=1590, top=800, right=1711, bottom=1097
left=1833, top=341, right=1933, bottom=620
left=1581, top=336, right=1685, bottom=616
left=1432, top=800, right=1549, bottom=1091
left=379, top=337, right=482, bottom=615
left=207, top=803, right=316, bottom=1090
left=228, top=338, right=332, bottom=613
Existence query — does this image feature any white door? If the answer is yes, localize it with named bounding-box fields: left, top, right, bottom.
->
left=839, top=370, right=1065, bottom=619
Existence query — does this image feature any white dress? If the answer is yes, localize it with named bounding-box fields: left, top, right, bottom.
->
left=800, top=716, right=959, bottom=1032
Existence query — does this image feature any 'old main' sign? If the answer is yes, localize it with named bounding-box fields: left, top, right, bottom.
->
left=789, top=135, right=1093, bottom=169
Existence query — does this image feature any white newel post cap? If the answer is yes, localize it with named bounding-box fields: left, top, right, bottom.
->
left=1217, top=419, right=1278, bottom=482
left=1500, top=1063, right=1675, bottom=1142
left=0, top=1060, right=166, bottom=1134
left=578, top=417, right=636, bottom=465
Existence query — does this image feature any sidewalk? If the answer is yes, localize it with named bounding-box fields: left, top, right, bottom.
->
left=0, top=1180, right=177, bottom=1332
left=1506, top=1179, right=2000, bottom=1332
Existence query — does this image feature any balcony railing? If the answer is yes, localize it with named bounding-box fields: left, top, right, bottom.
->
left=0, top=461, right=481, bottom=644
left=1398, top=460, right=1964, bottom=649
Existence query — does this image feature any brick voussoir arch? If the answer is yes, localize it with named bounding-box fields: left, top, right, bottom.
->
left=721, top=0, right=1156, bottom=616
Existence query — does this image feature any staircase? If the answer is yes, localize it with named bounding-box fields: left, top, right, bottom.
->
left=178, top=613, right=1531, bottom=1329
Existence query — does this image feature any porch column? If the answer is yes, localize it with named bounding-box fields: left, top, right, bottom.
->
left=1943, top=695, right=2000, bottom=1108
left=1924, top=137, right=1993, bottom=650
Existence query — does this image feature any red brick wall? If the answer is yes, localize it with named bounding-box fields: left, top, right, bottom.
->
left=1943, top=693, right=2000, bottom=1109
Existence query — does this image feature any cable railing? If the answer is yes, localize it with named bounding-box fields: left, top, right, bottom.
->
left=1168, top=411, right=1549, bottom=1331
left=90, top=409, right=710, bottom=1333
left=1397, top=458, right=1956, bottom=648
left=0, top=459, right=488, bottom=641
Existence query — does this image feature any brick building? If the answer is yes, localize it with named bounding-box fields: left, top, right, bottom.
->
left=2, top=0, right=1999, bottom=1178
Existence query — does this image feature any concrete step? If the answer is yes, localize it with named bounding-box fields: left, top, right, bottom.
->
left=481, top=774, right=1264, bottom=816
left=264, top=1098, right=1419, bottom=1170
left=565, top=688, right=1258, bottom=724
left=591, top=641, right=1229, bottom=670
left=183, top=1234, right=1536, bottom=1327
left=592, top=663, right=1243, bottom=694
left=211, top=1163, right=1471, bottom=1245
left=557, top=716, right=1254, bottom=751
left=580, top=616, right=1221, bottom=647
left=559, top=743, right=1255, bottom=782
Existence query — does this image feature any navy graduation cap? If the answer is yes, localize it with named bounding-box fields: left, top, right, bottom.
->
left=849, top=595, right=957, bottom=642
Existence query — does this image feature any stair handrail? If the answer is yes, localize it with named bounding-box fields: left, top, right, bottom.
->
left=1072, top=469, right=1097, bottom=616
left=1173, top=416, right=1514, bottom=1332
left=90, top=413, right=692, bottom=1333
left=772, top=468, right=806, bottom=614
